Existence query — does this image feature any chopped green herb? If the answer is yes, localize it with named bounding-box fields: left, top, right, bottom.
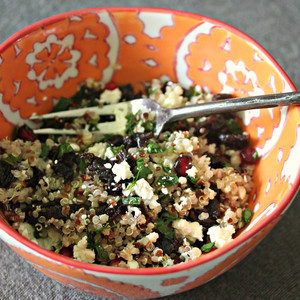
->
left=52, top=97, right=71, bottom=112
left=186, top=176, right=200, bottom=184
left=156, top=175, right=179, bottom=187
left=3, top=155, right=22, bottom=165
left=242, top=208, right=253, bottom=224
left=223, top=162, right=233, bottom=168
left=253, top=150, right=259, bottom=162
left=109, top=145, right=124, bottom=155
left=87, top=228, right=109, bottom=261
left=201, top=242, right=215, bottom=252
left=146, top=142, right=166, bottom=154
left=70, top=85, right=86, bottom=105
left=164, top=134, right=170, bottom=141
left=126, top=181, right=136, bottom=191
left=184, top=85, right=200, bottom=99
left=145, top=85, right=156, bottom=96
left=161, top=162, right=171, bottom=174
left=142, top=121, right=154, bottom=132
left=94, top=232, right=109, bottom=261
left=227, top=119, right=242, bottom=134
left=40, top=144, right=50, bottom=160
left=186, top=238, right=194, bottom=245
left=76, top=156, right=87, bottom=172
left=88, top=119, right=99, bottom=132
left=125, top=112, right=138, bottom=136
left=155, top=212, right=179, bottom=240
left=135, top=158, right=152, bottom=180
left=126, top=158, right=152, bottom=190
left=167, top=145, right=176, bottom=152
left=57, top=143, right=74, bottom=159
left=122, top=197, right=142, bottom=206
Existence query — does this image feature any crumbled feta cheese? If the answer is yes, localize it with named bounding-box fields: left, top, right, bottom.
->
left=173, top=219, right=203, bottom=242
left=104, top=163, right=112, bottom=169
left=161, top=187, right=169, bottom=195
left=100, top=88, right=122, bottom=104
left=104, top=147, right=115, bottom=159
left=88, top=142, right=107, bottom=158
left=207, top=224, right=235, bottom=248
left=178, top=177, right=187, bottom=185
left=112, top=161, right=133, bottom=183
left=186, top=166, right=198, bottom=178
left=134, top=179, right=153, bottom=199
left=73, top=236, right=95, bottom=263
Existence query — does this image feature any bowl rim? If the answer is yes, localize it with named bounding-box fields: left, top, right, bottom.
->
left=0, top=6, right=298, bottom=276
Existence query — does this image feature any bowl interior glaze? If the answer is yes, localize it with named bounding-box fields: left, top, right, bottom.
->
left=0, top=7, right=299, bottom=299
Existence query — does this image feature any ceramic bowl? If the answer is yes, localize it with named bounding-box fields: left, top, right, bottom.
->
left=0, top=7, right=299, bottom=299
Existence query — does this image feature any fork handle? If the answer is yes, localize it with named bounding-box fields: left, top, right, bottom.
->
left=168, top=91, right=300, bottom=122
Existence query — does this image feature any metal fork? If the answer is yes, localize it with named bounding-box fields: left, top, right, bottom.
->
left=30, top=91, right=300, bottom=138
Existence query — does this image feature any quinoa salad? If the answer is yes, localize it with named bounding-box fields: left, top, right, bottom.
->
left=0, top=79, right=257, bottom=269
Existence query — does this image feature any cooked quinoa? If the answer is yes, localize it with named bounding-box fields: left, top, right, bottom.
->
left=0, top=79, right=257, bottom=268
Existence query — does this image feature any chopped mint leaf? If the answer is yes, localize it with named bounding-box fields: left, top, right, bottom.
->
left=3, top=155, right=22, bottom=165
left=57, top=143, right=74, bottom=159
left=76, top=156, right=86, bottom=172
left=125, top=112, right=138, bottom=136
left=142, top=121, right=154, bottom=132
left=184, top=85, right=200, bottom=99
left=223, top=162, right=233, bottom=168
left=40, top=144, right=50, bottom=161
left=161, top=162, right=171, bottom=174
left=201, top=242, right=215, bottom=252
left=253, top=150, right=259, bottom=162
left=186, top=175, right=200, bottom=184
left=122, top=197, right=142, bottom=206
left=155, top=212, right=179, bottom=240
left=146, top=142, right=166, bottom=154
left=52, top=97, right=71, bottom=112
left=109, top=145, right=124, bottom=155
left=242, top=208, right=253, bottom=224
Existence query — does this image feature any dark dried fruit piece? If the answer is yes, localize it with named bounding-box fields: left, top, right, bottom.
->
left=135, top=132, right=153, bottom=148
left=156, top=236, right=179, bottom=255
left=53, top=152, right=77, bottom=181
left=0, top=160, right=16, bottom=188
left=106, top=135, right=123, bottom=147
left=218, top=133, right=249, bottom=150
left=25, top=167, right=44, bottom=188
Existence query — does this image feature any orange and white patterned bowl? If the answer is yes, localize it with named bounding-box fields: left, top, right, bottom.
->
left=0, top=7, right=299, bottom=299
